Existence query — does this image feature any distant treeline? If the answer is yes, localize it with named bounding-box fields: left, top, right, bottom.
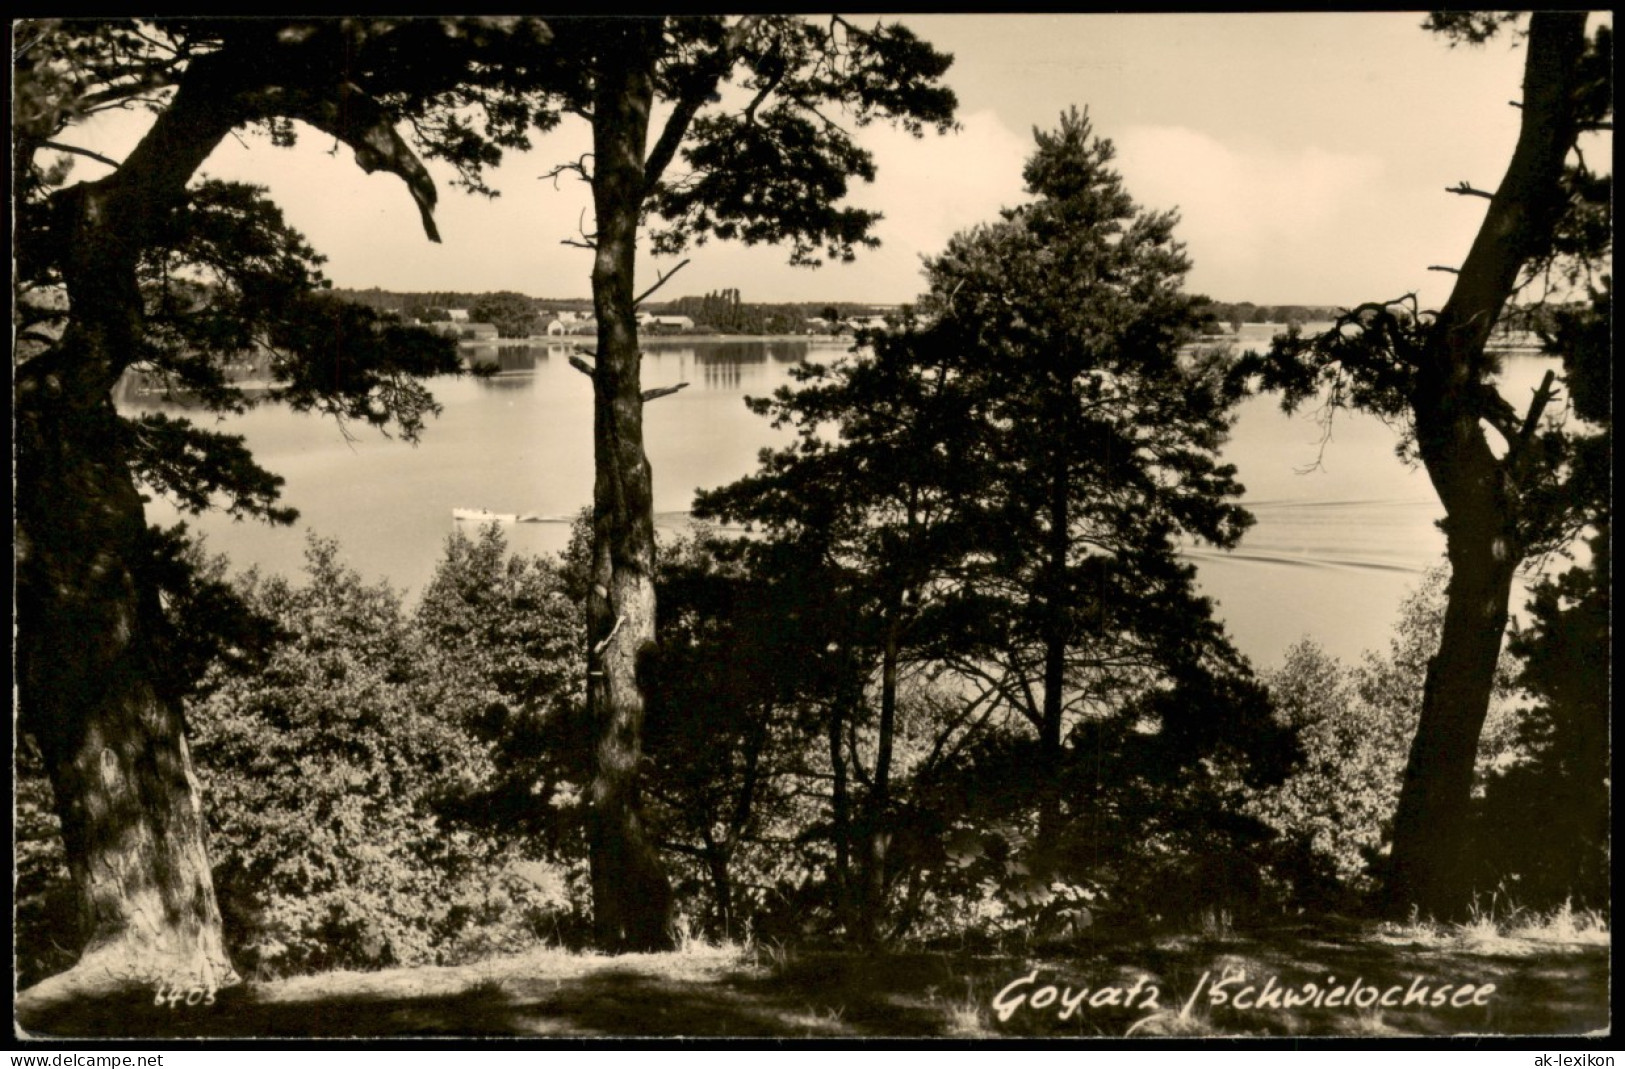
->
left=332, top=287, right=898, bottom=335
left=309, top=288, right=1579, bottom=340
left=1193, top=300, right=1346, bottom=333
left=334, top=288, right=592, bottom=320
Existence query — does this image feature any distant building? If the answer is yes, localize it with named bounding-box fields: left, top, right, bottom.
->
left=844, top=314, right=892, bottom=332
left=461, top=322, right=499, bottom=340
left=638, top=313, right=695, bottom=333
left=542, top=316, right=568, bottom=336
left=447, top=308, right=471, bottom=323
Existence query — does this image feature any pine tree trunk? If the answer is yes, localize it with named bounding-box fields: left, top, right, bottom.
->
left=583, top=24, right=674, bottom=952
left=1036, top=463, right=1070, bottom=850
left=1384, top=11, right=1588, bottom=919
left=1387, top=517, right=1519, bottom=917
left=16, top=25, right=491, bottom=1011
left=15, top=428, right=237, bottom=1013
left=828, top=693, right=856, bottom=936
left=858, top=622, right=900, bottom=947
left=16, top=184, right=237, bottom=1017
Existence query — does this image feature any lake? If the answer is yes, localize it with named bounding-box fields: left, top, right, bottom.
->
left=117, top=326, right=1559, bottom=669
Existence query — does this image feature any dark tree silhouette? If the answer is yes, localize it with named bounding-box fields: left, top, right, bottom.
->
left=916, top=109, right=1256, bottom=848
left=13, top=17, right=551, bottom=1007
left=697, top=111, right=1271, bottom=940
left=533, top=16, right=956, bottom=949
left=1237, top=13, right=1611, bottom=918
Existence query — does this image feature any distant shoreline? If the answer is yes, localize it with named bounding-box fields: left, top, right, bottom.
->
left=460, top=333, right=854, bottom=347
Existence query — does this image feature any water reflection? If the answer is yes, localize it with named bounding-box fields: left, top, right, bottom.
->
left=452, top=338, right=836, bottom=396
left=701, top=359, right=743, bottom=390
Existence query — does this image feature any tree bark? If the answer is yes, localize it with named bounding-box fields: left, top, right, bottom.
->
left=858, top=619, right=900, bottom=946
left=582, top=22, right=674, bottom=951
left=1385, top=12, right=1589, bottom=919
left=16, top=169, right=241, bottom=1016
left=16, top=28, right=459, bottom=1010
left=828, top=688, right=856, bottom=937
left=1037, top=461, right=1071, bottom=849
left=15, top=396, right=237, bottom=1013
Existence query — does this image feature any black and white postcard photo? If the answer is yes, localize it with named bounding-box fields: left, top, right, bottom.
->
left=13, top=13, right=1611, bottom=1047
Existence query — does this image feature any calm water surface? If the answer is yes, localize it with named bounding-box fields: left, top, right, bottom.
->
left=120, top=328, right=1558, bottom=668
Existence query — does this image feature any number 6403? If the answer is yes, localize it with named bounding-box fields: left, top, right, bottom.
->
left=153, top=983, right=216, bottom=1008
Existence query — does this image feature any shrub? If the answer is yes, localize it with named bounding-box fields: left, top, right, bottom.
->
left=189, top=535, right=580, bottom=975
left=1250, top=570, right=1524, bottom=908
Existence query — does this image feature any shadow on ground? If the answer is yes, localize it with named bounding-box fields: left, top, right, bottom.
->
left=15, top=924, right=1611, bottom=1040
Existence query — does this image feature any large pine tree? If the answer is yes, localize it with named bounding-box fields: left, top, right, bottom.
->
left=698, top=108, right=1276, bottom=940
left=13, top=17, right=549, bottom=1010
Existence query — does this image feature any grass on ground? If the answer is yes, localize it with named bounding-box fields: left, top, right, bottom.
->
left=16, top=911, right=1609, bottom=1040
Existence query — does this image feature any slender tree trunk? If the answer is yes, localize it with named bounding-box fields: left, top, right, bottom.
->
left=828, top=691, right=855, bottom=936
left=1385, top=11, right=1588, bottom=919
left=1037, top=463, right=1070, bottom=849
left=583, top=23, right=674, bottom=951
left=710, top=700, right=769, bottom=938
left=698, top=827, right=733, bottom=939
left=858, top=620, right=900, bottom=946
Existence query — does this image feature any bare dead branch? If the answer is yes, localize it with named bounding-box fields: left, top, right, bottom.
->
left=632, top=258, right=691, bottom=308
left=38, top=140, right=122, bottom=169
left=641, top=382, right=689, bottom=402
left=568, top=354, right=595, bottom=378
left=1428, top=265, right=1462, bottom=274
left=593, top=614, right=626, bottom=656
left=1516, top=369, right=1559, bottom=447
left=1447, top=181, right=1495, bottom=200
left=558, top=207, right=598, bottom=250
left=540, top=152, right=593, bottom=189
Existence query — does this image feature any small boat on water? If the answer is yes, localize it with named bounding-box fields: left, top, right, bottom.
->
left=453, top=507, right=518, bottom=524
left=453, top=508, right=581, bottom=525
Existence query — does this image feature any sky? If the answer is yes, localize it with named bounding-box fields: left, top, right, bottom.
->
left=59, top=13, right=1566, bottom=308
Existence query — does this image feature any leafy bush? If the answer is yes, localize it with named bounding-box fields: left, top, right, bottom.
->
left=1251, top=569, right=1523, bottom=908
left=414, top=524, right=591, bottom=856
left=189, top=535, right=582, bottom=975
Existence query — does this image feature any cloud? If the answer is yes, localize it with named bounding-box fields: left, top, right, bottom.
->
left=854, top=108, right=1033, bottom=263
left=638, top=108, right=1034, bottom=305
left=1112, top=126, right=1388, bottom=302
